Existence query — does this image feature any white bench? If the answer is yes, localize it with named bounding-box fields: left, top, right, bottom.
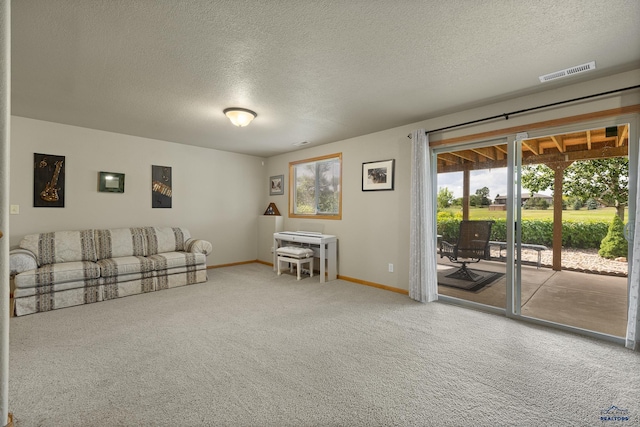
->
left=489, top=241, right=548, bottom=268
left=276, top=246, right=314, bottom=280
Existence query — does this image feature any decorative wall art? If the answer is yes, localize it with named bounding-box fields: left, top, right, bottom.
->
left=34, top=153, right=65, bottom=207
left=152, top=165, right=172, bottom=208
left=270, top=175, right=284, bottom=195
left=98, top=172, right=125, bottom=193
left=362, top=159, right=395, bottom=191
left=263, top=202, right=281, bottom=215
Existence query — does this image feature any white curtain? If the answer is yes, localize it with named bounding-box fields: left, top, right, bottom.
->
left=626, top=143, right=640, bottom=350
left=409, top=129, right=438, bottom=302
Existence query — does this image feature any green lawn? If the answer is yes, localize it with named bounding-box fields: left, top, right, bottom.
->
left=441, top=206, right=628, bottom=222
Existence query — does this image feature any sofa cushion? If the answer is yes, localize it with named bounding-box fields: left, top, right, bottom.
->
left=14, top=261, right=101, bottom=288
left=20, top=230, right=97, bottom=265
left=276, top=246, right=315, bottom=258
left=97, top=256, right=156, bottom=278
left=185, top=238, right=213, bottom=255
left=145, top=227, right=191, bottom=255
left=9, top=249, right=39, bottom=275
left=14, top=278, right=100, bottom=297
left=95, top=228, right=148, bottom=259
left=147, top=252, right=205, bottom=270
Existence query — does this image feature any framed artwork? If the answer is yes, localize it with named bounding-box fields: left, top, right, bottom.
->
left=270, top=174, right=284, bottom=195
left=98, top=172, right=125, bottom=193
left=34, top=153, right=65, bottom=207
left=152, top=165, right=172, bottom=208
left=362, top=159, right=395, bottom=191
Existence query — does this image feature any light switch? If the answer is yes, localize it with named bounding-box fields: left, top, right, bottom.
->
left=10, top=205, right=19, bottom=214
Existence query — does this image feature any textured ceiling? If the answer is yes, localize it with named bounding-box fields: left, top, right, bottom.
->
left=11, top=0, right=640, bottom=157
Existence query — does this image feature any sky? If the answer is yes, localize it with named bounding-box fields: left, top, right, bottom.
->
left=437, top=168, right=551, bottom=201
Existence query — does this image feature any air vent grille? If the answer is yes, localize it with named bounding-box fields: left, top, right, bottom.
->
left=539, top=61, right=596, bottom=83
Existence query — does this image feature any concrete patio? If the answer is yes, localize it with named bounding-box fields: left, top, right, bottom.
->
left=437, top=260, right=629, bottom=337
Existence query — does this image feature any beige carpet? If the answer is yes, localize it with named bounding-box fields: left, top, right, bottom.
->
left=8, top=263, right=640, bottom=426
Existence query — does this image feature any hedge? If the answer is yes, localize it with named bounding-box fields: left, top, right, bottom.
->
left=437, top=218, right=611, bottom=249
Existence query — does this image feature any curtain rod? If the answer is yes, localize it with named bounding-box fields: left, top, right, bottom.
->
left=408, top=84, right=640, bottom=138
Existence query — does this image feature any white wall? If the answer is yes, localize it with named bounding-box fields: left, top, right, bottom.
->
left=9, top=69, right=639, bottom=286
left=9, top=117, right=265, bottom=265
left=263, top=69, right=640, bottom=292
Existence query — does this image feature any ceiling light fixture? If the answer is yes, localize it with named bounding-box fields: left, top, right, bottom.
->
left=223, top=108, right=257, bottom=127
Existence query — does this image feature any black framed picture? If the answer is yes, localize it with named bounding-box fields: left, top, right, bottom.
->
left=152, top=165, right=172, bottom=208
left=362, top=159, right=395, bottom=191
left=98, top=172, right=125, bottom=193
left=34, top=153, right=65, bottom=207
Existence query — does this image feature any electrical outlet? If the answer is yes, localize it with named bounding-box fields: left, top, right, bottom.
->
left=388, top=263, right=394, bottom=273
left=10, top=205, right=19, bottom=215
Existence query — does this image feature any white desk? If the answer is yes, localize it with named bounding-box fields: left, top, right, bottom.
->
left=273, top=232, right=338, bottom=282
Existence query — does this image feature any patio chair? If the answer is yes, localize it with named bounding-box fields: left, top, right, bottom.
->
left=440, top=220, right=494, bottom=281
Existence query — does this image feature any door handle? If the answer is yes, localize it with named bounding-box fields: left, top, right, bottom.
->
left=624, top=223, right=633, bottom=241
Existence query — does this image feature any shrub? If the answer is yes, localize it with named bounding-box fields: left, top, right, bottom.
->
left=523, top=197, right=549, bottom=210
left=598, top=215, right=628, bottom=259
left=437, top=217, right=609, bottom=249
left=586, top=198, right=598, bottom=210
left=572, top=199, right=582, bottom=210
left=562, top=221, right=608, bottom=248
left=437, top=217, right=461, bottom=242
left=522, top=219, right=554, bottom=246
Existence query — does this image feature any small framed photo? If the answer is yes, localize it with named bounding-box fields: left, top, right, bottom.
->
left=270, top=175, right=284, bottom=195
left=98, top=171, right=125, bottom=193
left=362, top=159, right=395, bottom=191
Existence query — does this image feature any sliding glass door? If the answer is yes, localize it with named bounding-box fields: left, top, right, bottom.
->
left=516, top=124, right=633, bottom=337
left=434, top=139, right=510, bottom=310
left=433, top=118, right=637, bottom=343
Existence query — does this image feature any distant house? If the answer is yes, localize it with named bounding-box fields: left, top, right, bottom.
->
left=493, top=193, right=553, bottom=206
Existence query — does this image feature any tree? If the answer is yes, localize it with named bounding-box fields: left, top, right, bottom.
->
left=520, top=164, right=554, bottom=194
left=437, top=187, right=454, bottom=209
left=564, top=158, right=627, bottom=220
left=523, top=197, right=549, bottom=210
left=570, top=197, right=582, bottom=210
left=474, top=186, right=491, bottom=206
left=294, top=160, right=340, bottom=215
left=598, top=215, right=628, bottom=259
left=521, top=157, right=628, bottom=220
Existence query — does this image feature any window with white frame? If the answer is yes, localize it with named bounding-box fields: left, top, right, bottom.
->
left=289, top=153, right=342, bottom=219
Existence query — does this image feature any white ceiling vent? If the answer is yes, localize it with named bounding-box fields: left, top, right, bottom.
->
left=539, top=61, right=596, bottom=83
left=292, top=141, right=310, bottom=147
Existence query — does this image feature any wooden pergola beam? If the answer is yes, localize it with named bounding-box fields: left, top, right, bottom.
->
left=449, top=150, right=475, bottom=162
left=470, top=146, right=496, bottom=160
left=437, top=153, right=460, bottom=165
left=618, top=124, right=629, bottom=147
left=550, top=135, right=564, bottom=152
left=437, top=144, right=628, bottom=174
left=549, top=162, right=573, bottom=270
left=522, top=144, right=627, bottom=165
left=522, top=139, right=540, bottom=155
left=462, top=170, right=470, bottom=220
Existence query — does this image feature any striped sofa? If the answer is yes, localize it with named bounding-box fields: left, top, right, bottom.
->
left=9, top=227, right=212, bottom=316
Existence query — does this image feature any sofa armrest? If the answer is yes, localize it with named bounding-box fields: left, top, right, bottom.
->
left=185, top=239, right=212, bottom=256
left=9, top=248, right=39, bottom=275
